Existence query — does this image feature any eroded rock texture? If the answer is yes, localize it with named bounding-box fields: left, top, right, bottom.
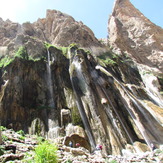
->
left=0, top=10, right=101, bottom=48
left=108, top=0, right=163, bottom=73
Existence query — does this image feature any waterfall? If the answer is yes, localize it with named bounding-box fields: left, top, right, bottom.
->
left=137, top=65, right=163, bottom=107
left=141, top=73, right=163, bottom=107
left=46, top=49, right=55, bottom=108
left=69, top=59, right=96, bottom=150
left=96, top=65, right=163, bottom=149
left=91, top=69, right=134, bottom=144
left=46, top=49, right=58, bottom=138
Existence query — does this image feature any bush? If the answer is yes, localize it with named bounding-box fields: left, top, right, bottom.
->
left=16, top=130, right=25, bottom=136
left=0, top=145, right=4, bottom=156
left=0, top=57, right=14, bottom=68
left=15, top=46, right=28, bottom=60
left=34, top=141, right=58, bottom=163
left=0, top=126, right=7, bottom=131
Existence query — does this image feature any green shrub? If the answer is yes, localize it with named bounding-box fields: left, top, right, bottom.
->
left=0, top=145, right=4, bottom=156
left=109, top=160, right=118, bottom=163
left=2, top=135, right=8, bottom=141
left=15, top=46, right=28, bottom=60
left=97, top=51, right=118, bottom=67
left=36, top=136, right=45, bottom=144
left=0, top=126, right=7, bottom=131
left=0, top=57, right=14, bottom=68
left=44, top=42, right=55, bottom=49
left=19, top=136, right=25, bottom=141
left=72, top=107, right=83, bottom=127
left=17, top=130, right=25, bottom=136
left=34, top=141, right=58, bottom=163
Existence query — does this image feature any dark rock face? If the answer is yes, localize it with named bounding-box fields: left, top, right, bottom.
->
left=0, top=1, right=163, bottom=156
left=108, top=0, right=163, bottom=73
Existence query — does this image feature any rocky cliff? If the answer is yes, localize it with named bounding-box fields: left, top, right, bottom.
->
left=108, top=0, right=163, bottom=74
left=0, top=9, right=101, bottom=48
left=0, top=1, right=163, bottom=156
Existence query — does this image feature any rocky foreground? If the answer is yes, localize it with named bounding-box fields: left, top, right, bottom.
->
left=0, top=128, right=162, bottom=163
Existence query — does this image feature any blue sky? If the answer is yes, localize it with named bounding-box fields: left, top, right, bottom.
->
left=0, top=0, right=162, bottom=38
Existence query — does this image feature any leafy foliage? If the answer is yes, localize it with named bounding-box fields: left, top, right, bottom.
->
left=0, top=145, right=4, bottom=156
left=2, top=135, right=8, bottom=141
left=0, top=57, right=14, bottom=68
left=97, top=51, right=118, bottom=67
left=16, top=130, right=25, bottom=136
left=0, top=126, right=7, bottom=131
left=34, top=141, right=58, bottom=163
left=72, top=107, right=83, bottom=127
left=15, top=46, right=28, bottom=60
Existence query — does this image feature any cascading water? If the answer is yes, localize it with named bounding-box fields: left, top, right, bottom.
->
left=46, top=49, right=59, bottom=139
left=69, top=52, right=96, bottom=150
left=46, top=49, right=55, bottom=108
left=90, top=70, right=133, bottom=144
left=96, top=65, right=163, bottom=149
left=138, top=66, right=163, bottom=107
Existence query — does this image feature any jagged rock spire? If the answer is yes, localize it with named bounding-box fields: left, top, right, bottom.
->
left=108, top=0, right=163, bottom=73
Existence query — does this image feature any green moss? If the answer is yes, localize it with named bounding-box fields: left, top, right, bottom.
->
left=44, top=42, right=55, bottom=49
left=0, top=126, right=7, bottom=131
left=0, top=57, right=14, bottom=68
left=15, top=46, right=28, bottom=60
left=2, top=135, right=8, bottom=141
left=69, top=43, right=78, bottom=49
left=16, top=130, right=25, bottom=136
left=29, top=56, right=46, bottom=62
left=71, top=107, right=83, bottom=127
left=35, top=119, right=41, bottom=136
left=0, top=146, right=4, bottom=156
left=97, top=51, right=118, bottom=67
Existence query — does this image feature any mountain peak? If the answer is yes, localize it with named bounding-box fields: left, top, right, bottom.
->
left=108, top=0, right=163, bottom=73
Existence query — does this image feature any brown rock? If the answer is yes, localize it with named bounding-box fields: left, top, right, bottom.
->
left=63, top=134, right=91, bottom=151
left=133, top=141, right=150, bottom=153
left=0, top=10, right=101, bottom=48
left=108, top=0, right=163, bottom=73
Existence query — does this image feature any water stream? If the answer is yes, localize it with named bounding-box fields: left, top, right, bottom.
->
left=46, top=49, right=59, bottom=138
left=46, top=49, right=55, bottom=108
left=69, top=58, right=96, bottom=150
left=96, top=65, right=163, bottom=149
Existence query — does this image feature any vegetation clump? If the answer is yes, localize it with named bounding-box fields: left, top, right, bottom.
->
left=71, top=107, right=83, bottom=127
left=15, top=46, right=28, bottom=60
left=34, top=141, right=58, bottom=163
left=97, top=51, right=118, bottom=67
left=0, top=57, right=14, bottom=68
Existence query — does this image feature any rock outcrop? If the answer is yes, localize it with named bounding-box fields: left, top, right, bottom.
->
left=0, top=10, right=101, bottom=48
left=108, top=0, right=163, bottom=73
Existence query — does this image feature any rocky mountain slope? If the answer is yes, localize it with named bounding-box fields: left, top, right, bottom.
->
left=0, top=9, right=101, bottom=48
left=0, top=0, right=163, bottom=159
left=108, top=0, right=163, bottom=74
